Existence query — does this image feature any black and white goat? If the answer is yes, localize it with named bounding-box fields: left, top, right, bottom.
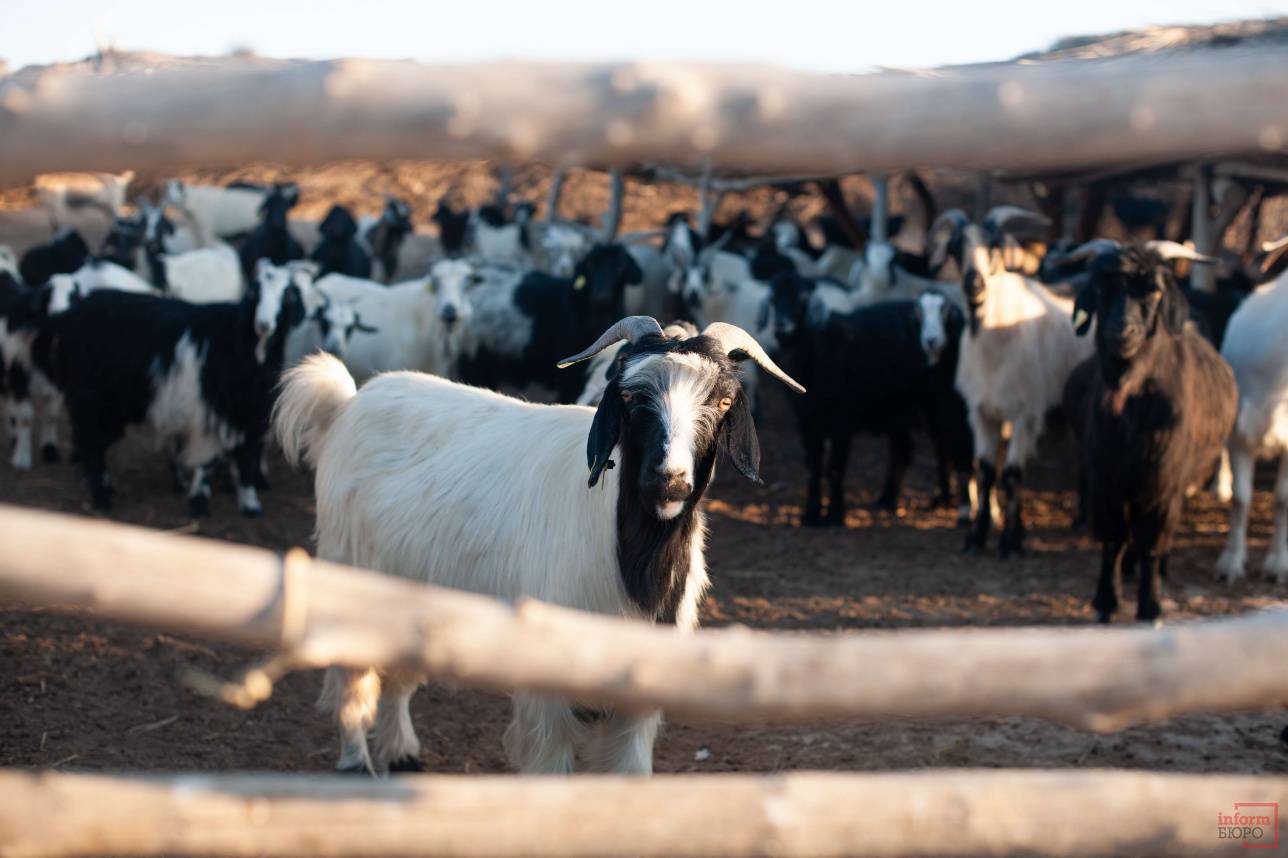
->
left=457, top=244, right=644, bottom=401
left=31, top=260, right=309, bottom=516
left=938, top=207, right=1095, bottom=558
left=771, top=271, right=972, bottom=526
left=274, top=316, right=803, bottom=775
left=238, top=184, right=305, bottom=281
left=165, top=180, right=281, bottom=241
left=311, top=205, right=372, bottom=279
left=1064, top=241, right=1236, bottom=622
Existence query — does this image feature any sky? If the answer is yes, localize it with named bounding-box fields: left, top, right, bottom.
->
left=3, top=0, right=1287, bottom=73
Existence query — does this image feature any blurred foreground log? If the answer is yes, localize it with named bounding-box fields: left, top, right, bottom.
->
left=1, top=48, right=1286, bottom=182
left=1, top=769, right=1285, bottom=858
left=1, top=505, right=1286, bottom=729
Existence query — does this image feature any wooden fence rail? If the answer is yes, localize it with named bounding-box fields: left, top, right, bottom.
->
left=1, top=504, right=1287, bottom=729
left=1, top=768, right=1285, bottom=858
left=1, top=46, right=1287, bottom=183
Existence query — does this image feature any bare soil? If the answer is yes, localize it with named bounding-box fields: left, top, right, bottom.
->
left=1, top=162, right=1285, bottom=778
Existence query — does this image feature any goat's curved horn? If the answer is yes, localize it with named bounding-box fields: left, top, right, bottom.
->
left=1258, top=235, right=1288, bottom=275
left=929, top=208, right=970, bottom=237
left=1144, top=240, right=1217, bottom=263
left=1260, top=235, right=1288, bottom=254
left=1062, top=238, right=1121, bottom=265
left=927, top=208, right=970, bottom=270
left=557, top=316, right=664, bottom=368
left=702, top=322, right=806, bottom=395
left=984, top=205, right=1051, bottom=238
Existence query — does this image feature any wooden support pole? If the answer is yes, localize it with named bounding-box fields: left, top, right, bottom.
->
left=3, top=48, right=1288, bottom=182
left=1191, top=163, right=1217, bottom=292
left=544, top=168, right=567, bottom=222
left=973, top=172, right=993, bottom=221
left=600, top=168, right=624, bottom=240
left=1, top=769, right=1285, bottom=858
left=869, top=172, right=889, bottom=243
left=1, top=505, right=1288, bottom=731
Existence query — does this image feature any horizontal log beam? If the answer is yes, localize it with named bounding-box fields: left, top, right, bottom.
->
left=1, top=769, right=1284, bottom=858
left=1, top=48, right=1287, bottom=183
left=1, top=505, right=1287, bottom=729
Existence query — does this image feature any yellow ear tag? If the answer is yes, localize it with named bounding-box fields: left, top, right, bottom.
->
left=1073, top=309, right=1089, bottom=329
left=573, top=275, right=586, bottom=290
left=425, top=280, right=436, bottom=293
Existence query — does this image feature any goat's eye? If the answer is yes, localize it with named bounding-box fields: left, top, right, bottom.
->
left=620, top=390, right=633, bottom=403
left=718, top=396, right=733, bottom=412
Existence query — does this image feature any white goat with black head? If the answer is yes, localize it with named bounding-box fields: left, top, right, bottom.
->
left=274, top=316, right=804, bottom=776
left=938, top=206, right=1094, bottom=558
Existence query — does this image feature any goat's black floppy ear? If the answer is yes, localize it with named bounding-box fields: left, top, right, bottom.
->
left=587, top=380, right=624, bottom=487
left=720, top=394, right=762, bottom=485
left=622, top=251, right=644, bottom=286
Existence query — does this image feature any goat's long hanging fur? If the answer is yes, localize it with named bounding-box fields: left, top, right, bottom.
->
left=275, top=317, right=802, bottom=777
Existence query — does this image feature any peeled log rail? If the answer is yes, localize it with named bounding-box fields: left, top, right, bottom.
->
left=2, top=768, right=1286, bottom=858
left=2, top=505, right=1288, bottom=729
left=2, top=47, right=1288, bottom=183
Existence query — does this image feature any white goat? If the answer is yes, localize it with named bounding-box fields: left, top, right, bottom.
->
left=35, top=171, right=134, bottom=225
left=950, top=207, right=1094, bottom=558
left=312, top=258, right=476, bottom=380
left=165, top=180, right=275, bottom=240
left=852, top=240, right=967, bottom=311
left=1216, top=268, right=1288, bottom=583
left=274, top=316, right=803, bottom=775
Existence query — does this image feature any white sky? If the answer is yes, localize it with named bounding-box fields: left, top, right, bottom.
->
left=3, top=0, right=1287, bottom=73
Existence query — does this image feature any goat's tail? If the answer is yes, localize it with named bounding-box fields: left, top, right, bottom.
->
left=273, top=353, right=357, bottom=469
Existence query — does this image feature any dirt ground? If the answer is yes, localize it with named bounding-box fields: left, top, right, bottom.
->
left=1, top=162, right=1286, bottom=778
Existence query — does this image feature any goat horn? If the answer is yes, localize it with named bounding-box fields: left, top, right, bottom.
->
left=1260, top=235, right=1288, bottom=254
left=929, top=208, right=970, bottom=237
left=1144, top=240, right=1217, bottom=263
left=984, top=205, right=1051, bottom=237
left=557, top=316, right=664, bottom=368
left=702, top=322, right=806, bottom=395
left=1062, top=238, right=1121, bottom=265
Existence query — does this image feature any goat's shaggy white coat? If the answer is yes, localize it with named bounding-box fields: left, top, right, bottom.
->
left=1216, top=270, right=1288, bottom=582
left=275, top=353, right=711, bottom=774
left=956, top=238, right=1093, bottom=472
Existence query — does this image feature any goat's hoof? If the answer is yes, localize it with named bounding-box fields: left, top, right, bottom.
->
left=187, top=496, right=210, bottom=518
left=387, top=755, right=426, bottom=774
left=1136, top=605, right=1163, bottom=624
left=823, top=516, right=846, bottom=528
left=240, top=505, right=264, bottom=519
left=801, top=516, right=825, bottom=528
left=962, top=540, right=982, bottom=556
left=335, top=763, right=371, bottom=777
left=40, top=444, right=60, bottom=464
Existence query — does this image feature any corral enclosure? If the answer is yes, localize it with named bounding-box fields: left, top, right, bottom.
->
left=2, top=16, right=1288, bottom=858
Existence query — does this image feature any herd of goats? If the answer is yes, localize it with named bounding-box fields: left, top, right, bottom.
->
left=3, top=170, right=1288, bottom=773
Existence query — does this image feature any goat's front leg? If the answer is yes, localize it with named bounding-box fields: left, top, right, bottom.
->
left=580, top=710, right=662, bottom=775
left=1131, top=515, right=1167, bottom=624
left=1263, top=453, right=1288, bottom=583
left=997, top=415, right=1040, bottom=559
left=801, top=421, right=825, bottom=527
left=964, top=413, right=1002, bottom=554
left=504, top=694, right=582, bottom=774
left=36, top=392, right=62, bottom=463
left=1216, top=439, right=1255, bottom=582
left=1092, top=538, right=1125, bottom=623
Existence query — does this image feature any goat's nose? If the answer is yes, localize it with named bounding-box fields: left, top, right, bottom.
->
left=255, top=320, right=273, bottom=337
left=440, top=304, right=459, bottom=326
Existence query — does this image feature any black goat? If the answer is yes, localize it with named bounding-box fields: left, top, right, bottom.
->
left=239, top=183, right=303, bottom=280
left=362, top=196, right=413, bottom=281
left=311, top=205, right=372, bottom=278
left=19, top=228, right=90, bottom=285
left=770, top=271, right=972, bottom=526
left=1065, top=240, right=1236, bottom=623
left=456, top=243, right=643, bottom=402
left=433, top=200, right=469, bottom=258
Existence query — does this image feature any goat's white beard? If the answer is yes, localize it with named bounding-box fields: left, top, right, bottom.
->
left=656, top=500, right=685, bottom=520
